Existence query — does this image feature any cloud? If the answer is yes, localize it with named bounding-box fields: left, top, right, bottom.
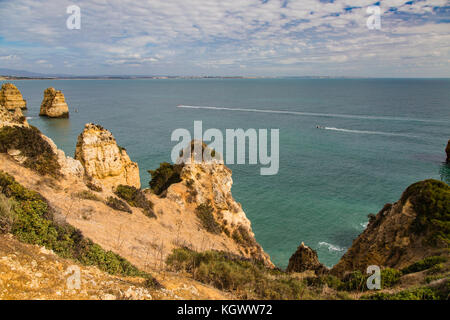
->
left=0, top=0, right=448, bottom=76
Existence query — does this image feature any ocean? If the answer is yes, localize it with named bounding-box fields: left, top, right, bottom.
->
left=4, top=78, right=450, bottom=268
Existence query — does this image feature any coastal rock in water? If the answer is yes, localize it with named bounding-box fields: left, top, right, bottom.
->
left=39, top=88, right=69, bottom=118
left=286, top=242, right=328, bottom=274
left=331, top=179, right=449, bottom=277
left=75, top=123, right=140, bottom=189
left=0, top=83, right=27, bottom=110
left=446, top=140, right=450, bottom=164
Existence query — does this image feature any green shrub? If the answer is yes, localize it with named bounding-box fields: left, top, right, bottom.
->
left=114, top=185, right=155, bottom=218
left=401, top=256, right=448, bottom=275
left=0, top=171, right=159, bottom=286
left=105, top=196, right=132, bottom=214
left=305, top=275, right=343, bottom=290
left=86, top=182, right=102, bottom=192
left=232, top=225, right=256, bottom=247
left=400, top=179, right=450, bottom=246
left=0, top=194, right=16, bottom=233
left=73, top=190, right=101, bottom=202
left=0, top=126, right=61, bottom=177
left=381, top=268, right=402, bottom=288
left=148, top=162, right=183, bottom=195
left=195, top=203, right=221, bottom=234
left=166, top=248, right=307, bottom=299
left=340, top=271, right=368, bottom=291
left=363, top=287, right=441, bottom=300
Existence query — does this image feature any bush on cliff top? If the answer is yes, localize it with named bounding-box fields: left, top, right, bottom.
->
left=0, top=125, right=61, bottom=178
left=114, top=185, right=155, bottom=218
left=400, top=179, right=450, bottom=246
left=148, top=162, right=183, bottom=195
left=0, top=170, right=159, bottom=285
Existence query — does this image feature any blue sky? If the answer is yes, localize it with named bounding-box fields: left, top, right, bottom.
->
left=0, top=0, right=449, bottom=77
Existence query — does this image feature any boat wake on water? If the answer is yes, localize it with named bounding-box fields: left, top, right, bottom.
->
left=319, top=126, right=415, bottom=137
left=177, top=105, right=448, bottom=124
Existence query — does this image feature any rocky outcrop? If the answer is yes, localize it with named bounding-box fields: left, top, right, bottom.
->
left=39, top=88, right=69, bottom=118
left=0, top=104, right=28, bottom=128
left=164, top=140, right=273, bottom=267
left=0, top=105, right=83, bottom=178
left=332, top=179, right=449, bottom=277
left=0, top=83, right=27, bottom=110
left=286, top=242, right=328, bottom=274
left=446, top=140, right=450, bottom=164
left=75, top=123, right=140, bottom=189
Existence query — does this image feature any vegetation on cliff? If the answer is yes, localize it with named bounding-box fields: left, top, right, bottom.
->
left=400, top=179, right=450, bottom=246
left=114, top=184, right=155, bottom=218
left=195, top=202, right=221, bottom=234
left=0, top=126, right=61, bottom=177
left=105, top=196, right=132, bottom=214
left=166, top=247, right=308, bottom=299
left=148, top=162, right=183, bottom=195
left=0, top=171, right=158, bottom=286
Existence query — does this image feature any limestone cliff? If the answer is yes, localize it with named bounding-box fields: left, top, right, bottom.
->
left=0, top=83, right=27, bottom=110
left=286, top=242, right=328, bottom=274
left=75, top=123, right=140, bottom=189
left=332, top=179, right=449, bottom=277
left=160, top=140, right=273, bottom=266
left=39, top=87, right=69, bottom=118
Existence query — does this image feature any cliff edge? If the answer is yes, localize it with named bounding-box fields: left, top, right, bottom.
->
left=332, top=179, right=449, bottom=277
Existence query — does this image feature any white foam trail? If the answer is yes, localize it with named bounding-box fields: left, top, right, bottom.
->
left=177, top=105, right=447, bottom=123
left=323, top=126, right=413, bottom=137
left=360, top=222, right=369, bottom=229
left=318, top=241, right=346, bottom=252
left=26, top=117, right=33, bottom=120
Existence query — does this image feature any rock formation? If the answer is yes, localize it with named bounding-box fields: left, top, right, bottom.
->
left=286, top=242, right=328, bottom=274
left=75, top=123, right=140, bottom=189
left=0, top=104, right=28, bottom=128
left=0, top=83, right=27, bottom=110
left=39, top=87, right=69, bottom=118
left=332, top=179, right=449, bottom=277
left=162, top=140, right=273, bottom=266
left=446, top=140, right=449, bottom=164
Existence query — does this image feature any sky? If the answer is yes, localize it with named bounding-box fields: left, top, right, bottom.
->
left=0, top=0, right=449, bottom=77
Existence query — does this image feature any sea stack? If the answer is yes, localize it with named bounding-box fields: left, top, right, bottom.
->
left=286, top=242, right=328, bottom=274
left=75, top=123, right=141, bottom=189
left=39, top=87, right=69, bottom=118
left=0, top=83, right=27, bottom=110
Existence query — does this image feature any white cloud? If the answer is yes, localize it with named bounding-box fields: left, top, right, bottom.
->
left=0, top=0, right=448, bottom=76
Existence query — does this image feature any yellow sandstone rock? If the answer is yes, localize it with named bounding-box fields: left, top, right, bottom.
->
left=39, top=87, right=69, bottom=118
left=75, top=123, right=141, bottom=189
left=0, top=83, right=27, bottom=110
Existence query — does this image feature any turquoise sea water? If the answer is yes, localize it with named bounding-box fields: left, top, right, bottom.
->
left=3, top=78, right=450, bottom=268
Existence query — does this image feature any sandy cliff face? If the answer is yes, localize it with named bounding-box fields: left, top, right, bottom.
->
left=75, top=123, right=140, bottom=189
left=0, top=83, right=27, bottom=110
left=331, top=180, right=449, bottom=277
left=39, top=87, right=69, bottom=118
